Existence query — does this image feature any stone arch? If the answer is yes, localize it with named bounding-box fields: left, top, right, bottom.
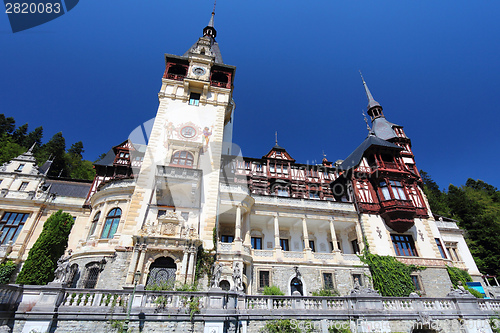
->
left=286, top=274, right=307, bottom=296
left=145, top=256, right=177, bottom=289
left=219, top=280, right=230, bottom=291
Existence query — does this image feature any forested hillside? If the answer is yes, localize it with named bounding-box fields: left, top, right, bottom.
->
left=421, top=171, right=500, bottom=278
left=0, top=114, right=95, bottom=180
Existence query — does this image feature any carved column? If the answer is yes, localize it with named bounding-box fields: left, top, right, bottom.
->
left=235, top=204, right=242, bottom=241
left=273, top=214, right=280, bottom=249
left=302, top=217, right=310, bottom=250
left=186, top=246, right=196, bottom=283
left=136, top=244, right=147, bottom=284
left=329, top=219, right=339, bottom=252
left=243, top=212, right=251, bottom=247
left=181, top=247, right=189, bottom=283
left=125, top=244, right=141, bottom=284
left=355, top=223, right=365, bottom=253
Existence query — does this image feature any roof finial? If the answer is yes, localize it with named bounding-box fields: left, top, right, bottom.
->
left=275, top=131, right=278, bottom=146
left=208, top=0, right=216, bottom=27
left=359, top=70, right=381, bottom=110
left=322, top=150, right=327, bottom=159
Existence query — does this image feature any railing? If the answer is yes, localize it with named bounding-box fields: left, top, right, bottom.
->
left=253, top=195, right=355, bottom=212
left=380, top=199, right=415, bottom=211
left=210, top=80, right=230, bottom=89
left=253, top=250, right=274, bottom=258
left=4, top=284, right=500, bottom=323
left=165, top=73, right=185, bottom=81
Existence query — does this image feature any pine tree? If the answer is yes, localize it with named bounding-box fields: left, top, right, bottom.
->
left=16, top=210, right=75, bottom=285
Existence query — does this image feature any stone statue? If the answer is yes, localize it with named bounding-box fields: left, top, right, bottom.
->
left=447, top=280, right=473, bottom=297
left=232, top=263, right=243, bottom=292
left=211, top=262, right=222, bottom=289
left=53, top=249, right=72, bottom=284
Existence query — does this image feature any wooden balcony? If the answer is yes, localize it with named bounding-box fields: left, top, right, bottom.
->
left=165, top=73, right=185, bottom=81
left=210, top=80, right=230, bottom=89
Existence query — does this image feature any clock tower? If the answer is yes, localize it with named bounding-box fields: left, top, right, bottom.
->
left=122, top=10, right=236, bottom=260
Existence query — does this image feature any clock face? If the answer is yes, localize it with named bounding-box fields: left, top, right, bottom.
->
left=180, top=126, right=196, bottom=138
left=192, top=66, right=206, bottom=76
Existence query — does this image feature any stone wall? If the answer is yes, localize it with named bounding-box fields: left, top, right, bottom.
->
left=419, top=267, right=453, bottom=298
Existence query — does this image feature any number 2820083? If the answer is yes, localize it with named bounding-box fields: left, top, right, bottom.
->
left=5, top=2, right=61, bottom=14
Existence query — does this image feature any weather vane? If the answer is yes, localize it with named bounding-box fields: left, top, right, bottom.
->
left=275, top=131, right=278, bottom=145
left=363, top=111, right=372, bottom=133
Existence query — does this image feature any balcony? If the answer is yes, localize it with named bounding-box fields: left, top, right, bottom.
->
left=380, top=200, right=416, bottom=233
left=210, top=80, right=230, bottom=89
left=165, top=73, right=185, bottom=81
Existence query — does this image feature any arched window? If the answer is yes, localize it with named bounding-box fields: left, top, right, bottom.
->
left=146, top=257, right=177, bottom=289
left=82, top=262, right=102, bottom=289
left=171, top=151, right=194, bottom=167
left=101, top=208, right=121, bottom=239
left=87, top=211, right=100, bottom=240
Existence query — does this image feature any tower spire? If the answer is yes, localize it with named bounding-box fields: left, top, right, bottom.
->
left=359, top=71, right=384, bottom=121
left=203, top=1, right=217, bottom=38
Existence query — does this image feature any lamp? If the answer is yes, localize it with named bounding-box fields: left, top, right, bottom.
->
left=124, top=271, right=141, bottom=332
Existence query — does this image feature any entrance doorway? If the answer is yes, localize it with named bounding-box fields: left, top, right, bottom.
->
left=290, top=277, right=303, bottom=295
left=146, top=257, right=177, bottom=289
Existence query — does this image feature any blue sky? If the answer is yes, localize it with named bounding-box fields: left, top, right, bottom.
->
left=1, top=0, right=499, bottom=190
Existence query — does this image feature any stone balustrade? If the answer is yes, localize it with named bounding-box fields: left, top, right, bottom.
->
left=4, top=284, right=500, bottom=332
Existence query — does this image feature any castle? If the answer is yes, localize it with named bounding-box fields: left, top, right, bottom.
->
left=0, top=9, right=495, bottom=333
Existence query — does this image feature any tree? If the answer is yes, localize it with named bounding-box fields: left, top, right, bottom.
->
left=420, top=170, right=449, bottom=216
left=42, top=132, right=68, bottom=177
left=16, top=210, right=75, bottom=285
left=0, top=134, right=25, bottom=165
left=12, top=123, right=28, bottom=145
left=68, top=141, right=84, bottom=158
left=0, top=114, right=15, bottom=135
left=23, top=126, right=43, bottom=148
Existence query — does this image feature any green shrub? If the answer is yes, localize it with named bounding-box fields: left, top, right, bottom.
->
left=446, top=265, right=473, bottom=287
left=328, top=323, right=352, bottom=333
left=261, top=319, right=301, bottom=332
left=263, top=285, right=284, bottom=295
left=16, top=210, right=74, bottom=285
left=312, top=288, right=339, bottom=297
left=0, top=261, right=16, bottom=284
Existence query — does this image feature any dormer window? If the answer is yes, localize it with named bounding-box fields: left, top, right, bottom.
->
left=189, top=92, right=200, bottom=106
left=15, top=164, right=24, bottom=172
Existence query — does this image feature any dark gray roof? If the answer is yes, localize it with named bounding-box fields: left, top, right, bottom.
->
left=340, top=134, right=402, bottom=171
left=361, top=73, right=381, bottom=109
left=46, top=179, right=92, bottom=198
left=94, top=149, right=115, bottom=167
left=372, top=117, right=398, bottom=140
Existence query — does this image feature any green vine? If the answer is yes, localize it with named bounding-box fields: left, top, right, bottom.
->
left=194, top=246, right=215, bottom=286
left=311, top=288, right=340, bottom=297
left=359, top=250, right=424, bottom=297
left=0, top=261, right=16, bottom=284
left=446, top=265, right=483, bottom=298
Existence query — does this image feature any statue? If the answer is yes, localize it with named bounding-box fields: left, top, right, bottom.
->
left=211, top=262, right=222, bottom=289
left=53, top=250, right=72, bottom=284
left=232, top=263, right=243, bottom=292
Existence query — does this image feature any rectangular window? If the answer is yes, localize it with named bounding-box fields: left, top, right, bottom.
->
left=390, top=180, right=407, bottom=200
left=15, top=164, right=24, bottom=172
left=280, top=238, right=289, bottom=251
left=309, top=240, right=315, bottom=252
left=221, top=235, right=234, bottom=243
left=251, top=237, right=262, bottom=250
left=283, top=165, right=288, bottom=174
left=351, top=240, right=360, bottom=254
left=435, top=238, right=447, bottom=259
left=18, top=182, right=29, bottom=191
left=0, top=212, right=29, bottom=245
left=259, top=271, right=270, bottom=288
left=411, top=275, right=421, bottom=291
left=323, top=273, right=334, bottom=290
left=188, top=92, right=200, bottom=106
left=379, top=181, right=392, bottom=200
left=391, top=234, right=418, bottom=256
left=329, top=241, right=333, bottom=252
left=269, top=164, right=275, bottom=173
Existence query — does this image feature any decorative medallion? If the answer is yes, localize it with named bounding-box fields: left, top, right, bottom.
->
left=180, top=126, right=197, bottom=139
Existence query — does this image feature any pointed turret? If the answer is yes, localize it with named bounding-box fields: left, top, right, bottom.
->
left=203, top=11, right=217, bottom=38
left=360, top=72, right=383, bottom=120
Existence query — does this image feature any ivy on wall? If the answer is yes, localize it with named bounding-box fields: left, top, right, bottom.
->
left=359, top=251, right=423, bottom=297
left=446, top=265, right=483, bottom=298
left=0, top=261, right=16, bottom=284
